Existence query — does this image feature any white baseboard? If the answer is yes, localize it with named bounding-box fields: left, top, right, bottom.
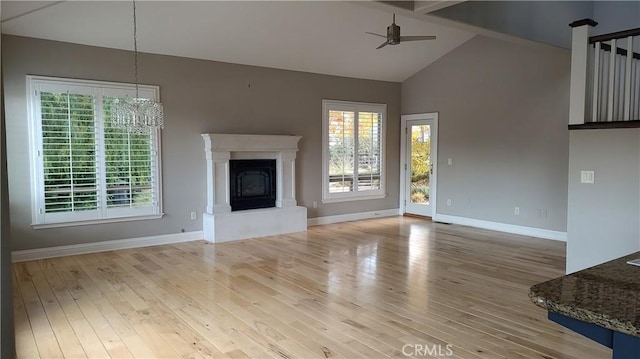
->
left=307, top=208, right=400, bottom=226
left=12, top=213, right=564, bottom=261
left=433, top=214, right=567, bottom=241
left=12, top=231, right=204, bottom=262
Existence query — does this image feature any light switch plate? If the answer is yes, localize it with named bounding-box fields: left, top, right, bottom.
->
left=580, top=170, right=595, bottom=184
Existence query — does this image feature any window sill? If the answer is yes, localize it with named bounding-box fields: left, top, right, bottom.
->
left=322, top=193, right=387, bottom=204
left=31, top=213, right=165, bottom=230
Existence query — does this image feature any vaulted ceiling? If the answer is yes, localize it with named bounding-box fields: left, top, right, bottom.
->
left=0, top=1, right=475, bottom=82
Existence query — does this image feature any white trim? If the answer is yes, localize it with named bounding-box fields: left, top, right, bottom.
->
left=27, top=75, right=163, bottom=226
left=31, top=213, right=165, bottom=229
left=201, top=133, right=301, bottom=153
left=27, top=75, right=161, bottom=97
left=12, top=231, right=203, bottom=262
left=27, top=76, right=40, bottom=225
left=433, top=214, right=567, bottom=242
left=400, top=113, right=438, bottom=217
left=307, top=208, right=399, bottom=226
left=320, top=193, right=386, bottom=204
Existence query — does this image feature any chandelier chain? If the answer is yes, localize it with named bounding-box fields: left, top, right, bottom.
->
left=112, top=0, right=164, bottom=134
left=132, top=0, right=139, bottom=99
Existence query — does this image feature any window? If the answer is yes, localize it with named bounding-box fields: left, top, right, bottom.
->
left=28, top=76, right=163, bottom=227
left=322, top=99, right=386, bottom=203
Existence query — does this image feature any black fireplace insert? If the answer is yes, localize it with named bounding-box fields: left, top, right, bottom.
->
left=229, top=159, right=277, bottom=211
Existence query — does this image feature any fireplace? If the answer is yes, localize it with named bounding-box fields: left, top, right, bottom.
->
left=201, top=133, right=307, bottom=243
left=230, top=159, right=276, bottom=211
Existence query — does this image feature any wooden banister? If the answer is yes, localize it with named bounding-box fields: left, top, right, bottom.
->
left=570, top=19, right=640, bottom=126
left=590, top=27, right=640, bottom=43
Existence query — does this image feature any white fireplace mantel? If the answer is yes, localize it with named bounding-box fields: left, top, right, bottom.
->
left=201, top=133, right=307, bottom=243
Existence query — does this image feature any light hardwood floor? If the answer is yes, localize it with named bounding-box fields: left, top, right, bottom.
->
left=13, top=217, right=610, bottom=358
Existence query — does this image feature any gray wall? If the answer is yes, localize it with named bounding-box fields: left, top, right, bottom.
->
left=567, top=129, right=640, bottom=273
left=433, top=1, right=639, bottom=48
left=1, top=26, right=16, bottom=359
left=402, top=35, right=570, bottom=232
left=2, top=35, right=401, bottom=251
left=592, top=1, right=640, bottom=35
left=432, top=1, right=594, bottom=48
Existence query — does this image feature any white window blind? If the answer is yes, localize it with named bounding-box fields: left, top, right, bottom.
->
left=322, top=100, right=386, bottom=203
left=41, top=91, right=98, bottom=214
left=29, top=76, right=163, bottom=227
left=327, top=108, right=355, bottom=193
left=357, top=111, right=382, bottom=191
left=103, top=97, right=156, bottom=212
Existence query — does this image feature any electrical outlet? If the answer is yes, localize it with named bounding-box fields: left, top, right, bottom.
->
left=514, top=207, right=520, bottom=215
left=448, top=158, right=452, bottom=165
left=312, top=201, right=318, bottom=208
left=190, top=211, right=197, bottom=220
left=446, top=199, right=451, bottom=206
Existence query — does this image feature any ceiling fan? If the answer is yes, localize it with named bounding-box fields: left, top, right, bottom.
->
left=366, top=14, right=436, bottom=49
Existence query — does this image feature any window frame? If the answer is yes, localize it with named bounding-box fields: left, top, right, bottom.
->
left=27, top=75, right=164, bottom=228
left=322, top=99, right=387, bottom=203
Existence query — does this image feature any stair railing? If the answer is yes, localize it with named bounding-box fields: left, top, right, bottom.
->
left=569, top=19, right=640, bottom=126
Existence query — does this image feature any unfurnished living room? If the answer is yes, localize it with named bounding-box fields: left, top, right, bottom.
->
left=1, top=1, right=640, bottom=358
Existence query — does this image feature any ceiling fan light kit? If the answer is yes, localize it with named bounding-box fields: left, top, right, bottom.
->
left=366, top=14, right=436, bottom=49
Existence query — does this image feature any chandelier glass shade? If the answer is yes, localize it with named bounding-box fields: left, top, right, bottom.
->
left=112, top=0, right=164, bottom=134
left=112, top=97, right=164, bottom=134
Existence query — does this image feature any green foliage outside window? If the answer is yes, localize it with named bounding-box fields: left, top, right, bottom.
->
left=410, top=128, right=430, bottom=203
left=411, top=135, right=430, bottom=182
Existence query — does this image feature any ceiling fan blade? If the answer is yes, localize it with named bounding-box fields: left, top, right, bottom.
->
left=376, top=41, right=389, bottom=49
left=366, top=32, right=387, bottom=38
left=400, top=36, right=437, bottom=42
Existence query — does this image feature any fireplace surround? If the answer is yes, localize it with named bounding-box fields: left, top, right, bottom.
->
left=201, top=134, right=307, bottom=243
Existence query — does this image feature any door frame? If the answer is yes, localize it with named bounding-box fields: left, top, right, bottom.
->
left=400, top=113, right=438, bottom=217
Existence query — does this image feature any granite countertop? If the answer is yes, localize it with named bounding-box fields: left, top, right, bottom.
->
left=530, top=252, right=640, bottom=337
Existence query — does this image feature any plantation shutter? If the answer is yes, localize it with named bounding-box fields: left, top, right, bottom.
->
left=103, top=97, right=157, bottom=217
left=328, top=109, right=356, bottom=193
left=39, top=88, right=100, bottom=222
left=327, top=107, right=383, bottom=194
left=357, top=111, right=382, bottom=191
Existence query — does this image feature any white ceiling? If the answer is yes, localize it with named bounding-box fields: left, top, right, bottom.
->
left=1, top=1, right=475, bottom=82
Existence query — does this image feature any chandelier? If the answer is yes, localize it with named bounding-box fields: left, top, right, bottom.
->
left=112, top=0, right=164, bottom=134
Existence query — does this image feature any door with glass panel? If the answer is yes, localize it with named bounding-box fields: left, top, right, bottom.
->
left=404, top=117, right=436, bottom=217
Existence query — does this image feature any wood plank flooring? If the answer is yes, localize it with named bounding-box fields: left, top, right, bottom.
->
left=13, top=217, right=611, bottom=358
